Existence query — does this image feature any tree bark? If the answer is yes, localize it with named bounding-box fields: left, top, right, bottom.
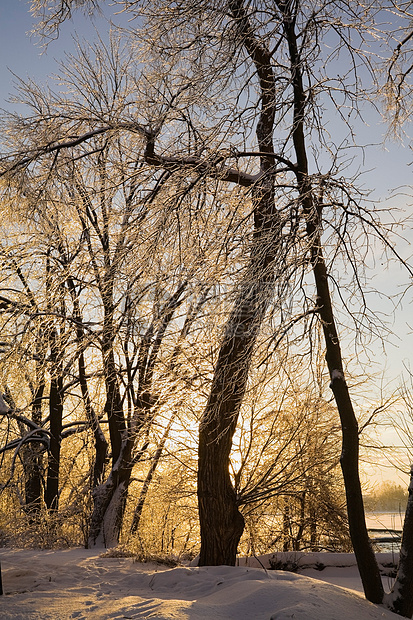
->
left=87, top=440, right=133, bottom=548
left=68, top=280, right=108, bottom=488
left=275, top=0, right=384, bottom=603
left=23, top=380, right=45, bottom=515
left=309, top=233, right=384, bottom=603
left=197, top=0, right=280, bottom=567
left=198, top=190, right=278, bottom=566
left=384, top=467, right=413, bottom=617
left=45, top=373, right=64, bottom=511
left=102, top=324, right=126, bottom=467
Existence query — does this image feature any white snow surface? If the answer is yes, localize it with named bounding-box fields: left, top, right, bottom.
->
left=0, top=547, right=401, bottom=619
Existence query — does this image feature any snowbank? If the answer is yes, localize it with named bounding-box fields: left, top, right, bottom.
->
left=0, top=548, right=401, bottom=619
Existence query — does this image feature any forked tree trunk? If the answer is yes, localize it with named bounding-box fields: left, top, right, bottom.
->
left=86, top=287, right=130, bottom=547
left=88, top=477, right=130, bottom=548
left=198, top=0, right=279, bottom=567
left=87, top=422, right=150, bottom=548
left=88, top=281, right=186, bottom=548
left=87, top=441, right=133, bottom=548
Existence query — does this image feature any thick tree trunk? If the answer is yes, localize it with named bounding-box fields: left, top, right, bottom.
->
left=88, top=477, right=130, bottom=548
left=198, top=432, right=245, bottom=565
left=198, top=0, right=279, bottom=567
left=198, top=329, right=251, bottom=566
left=198, top=239, right=275, bottom=565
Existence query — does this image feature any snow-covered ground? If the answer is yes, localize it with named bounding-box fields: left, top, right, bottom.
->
left=0, top=547, right=401, bottom=619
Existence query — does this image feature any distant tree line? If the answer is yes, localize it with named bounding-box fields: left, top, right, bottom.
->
left=365, top=483, right=408, bottom=513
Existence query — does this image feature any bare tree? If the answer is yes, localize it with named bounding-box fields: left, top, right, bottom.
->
left=2, top=1, right=413, bottom=614
left=0, top=234, right=71, bottom=516
left=230, top=359, right=351, bottom=555
left=1, top=35, right=250, bottom=548
left=383, top=1, right=413, bottom=132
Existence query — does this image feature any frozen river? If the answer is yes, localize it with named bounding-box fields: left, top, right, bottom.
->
left=365, top=512, right=404, bottom=531
left=366, top=512, right=403, bottom=551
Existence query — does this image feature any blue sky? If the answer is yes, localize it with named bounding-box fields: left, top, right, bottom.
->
left=0, top=2, right=76, bottom=100
left=1, top=1, right=412, bottom=483
left=0, top=2, right=410, bottom=205
left=0, top=2, right=410, bottom=195
left=0, top=1, right=115, bottom=103
left=1, top=3, right=411, bottom=363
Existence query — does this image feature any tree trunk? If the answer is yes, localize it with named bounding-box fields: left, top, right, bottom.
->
left=87, top=441, right=133, bottom=548
left=103, top=341, right=125, bottom=467
left=283, top=502, right=291, bottom=552
left=45, top=374, right=64, bottom=511
left=100, top=272, right=126, bottom=468
left=22, top=444, right=43, bottom=515
left=88, top=477, right=130, bottom=548
left=198, top=0, right=279, bottom=567
left=68, top=278, right=108, bottom=488
left=130, top=416, right=174, bottom=535
left=294, top=492, right=306, bottom=551
left=79, top=347, right=108, bottom=489
left=309, top=237, right=384, bottom=603
left=86, top=288, right=130, bottom=547
left=198, top=250, right=275, bottom=565
left=384, top=467, right=413, bottom=617
left=198, top=433, right=245, bottom=565
left=277, top=0, right=384, bottom=603
left=309, top=497, right=318, bottom=552
left=23, top=381, right=45, bottom=516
